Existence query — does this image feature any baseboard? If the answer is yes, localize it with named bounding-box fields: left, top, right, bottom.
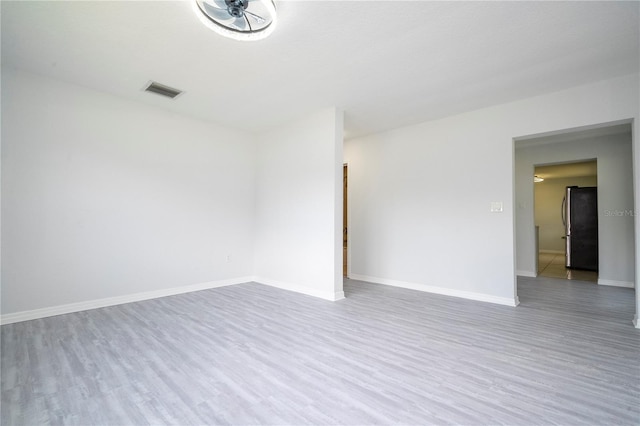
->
left=598, top=279, right=635, bottom=288
left=539, top=250, right=565, bottom=255
left=516, top=270, right=537, bottom=278
left=0, top=276, right=253, bottom=325
left=253, top=276, right=345, bottom=301
left=349, top=274, right=518, bottom=307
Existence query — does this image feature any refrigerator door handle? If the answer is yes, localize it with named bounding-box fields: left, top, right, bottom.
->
left=561, top=196, right=566, bottom=227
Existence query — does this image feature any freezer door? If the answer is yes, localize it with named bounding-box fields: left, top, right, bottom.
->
left=566, top=186, right=598, bottom=271
left=569, top=187, right=598, bottom=271
left=565, top=187, right=572, bottom=268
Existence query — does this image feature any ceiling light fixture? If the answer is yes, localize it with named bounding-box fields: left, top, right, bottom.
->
left=193, top=0, right=277, bottom=41
left=534, top=175, right=544, bottom=183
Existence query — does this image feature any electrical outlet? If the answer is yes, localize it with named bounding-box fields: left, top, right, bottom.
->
left=490, top=201, right=504, bottom=213
left=226, top=255, right=231, bottom=263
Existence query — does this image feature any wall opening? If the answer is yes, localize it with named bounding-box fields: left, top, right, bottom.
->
left=534, top=160, right=598, bottom=282
left=514, top=120, right=636, bottom=320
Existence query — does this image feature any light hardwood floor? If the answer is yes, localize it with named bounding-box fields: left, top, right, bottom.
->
left=2, top=277, right=638, bottom=425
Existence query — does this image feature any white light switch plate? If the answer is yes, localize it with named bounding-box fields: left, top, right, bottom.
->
left=491, top=201, right=503, bottom=212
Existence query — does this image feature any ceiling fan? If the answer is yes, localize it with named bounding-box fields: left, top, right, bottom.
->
left=193, top=0, right=277, bottom=41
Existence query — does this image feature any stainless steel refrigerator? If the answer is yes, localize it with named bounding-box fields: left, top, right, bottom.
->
left=562, top=186, right=598, bottom=271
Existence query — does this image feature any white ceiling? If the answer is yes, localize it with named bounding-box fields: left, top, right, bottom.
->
left=2, top=1, right=638, bottom=139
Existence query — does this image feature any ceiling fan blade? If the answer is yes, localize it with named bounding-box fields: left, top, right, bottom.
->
left=232, top=16, right=248, bottom=31
left=202, top=1, right=232, bottom=21
left=244, top=9, right=266, bottom=24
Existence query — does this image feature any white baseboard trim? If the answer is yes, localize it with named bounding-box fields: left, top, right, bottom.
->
left=539, top=250, right=565, bottom=255
left=0, top=276, right=253, bottom=325
left=598, top=279, right=635, bottom=288
left=349, top=274, right=518, bottom=307
left=253, top=276, right=345, bottom=301
left=516, top=270, right=537, bottom=278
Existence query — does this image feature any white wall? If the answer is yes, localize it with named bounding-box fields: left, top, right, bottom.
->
left=535, top=175, right=598, bottom=253
left=253, top=108, right=344, bottom=301
left=345, top=73, right=639, bottom=309
left=345, top=114, right=518, bottom=306
left=1, top=69, right=346, bottom=322
left=2, top=66, right=638, bottom=325
left=1, top=68, right=256, bottom=315
left=519, top=135, right=634, bottom=286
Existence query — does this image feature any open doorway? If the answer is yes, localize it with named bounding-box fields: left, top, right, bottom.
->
left=515, top=121, right=635, bottom=293
left=534, top=160, right=598, bottom=282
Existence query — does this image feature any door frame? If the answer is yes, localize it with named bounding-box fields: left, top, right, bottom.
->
left=343, top=163, right=349, bottom=277
left=533, top=160, right=599, bottom=277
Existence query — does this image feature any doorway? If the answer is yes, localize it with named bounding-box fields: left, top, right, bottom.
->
left=534, top=160, right=599, bottom=282
left=514, top=121, right=636, bottom=301
left=343, top=164, right=348, bottom=277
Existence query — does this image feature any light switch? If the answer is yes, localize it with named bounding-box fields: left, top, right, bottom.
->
left=491, top=201, right=503, bottom=213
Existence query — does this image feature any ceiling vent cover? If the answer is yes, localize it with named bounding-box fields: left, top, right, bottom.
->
left=144, top=81, right=183, bottom=99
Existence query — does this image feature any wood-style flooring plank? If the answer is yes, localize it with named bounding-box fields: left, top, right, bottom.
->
left=2, top=276, right=639, bottom=425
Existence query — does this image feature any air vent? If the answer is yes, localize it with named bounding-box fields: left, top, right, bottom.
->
left=143, top=81, right=183, bottom=99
